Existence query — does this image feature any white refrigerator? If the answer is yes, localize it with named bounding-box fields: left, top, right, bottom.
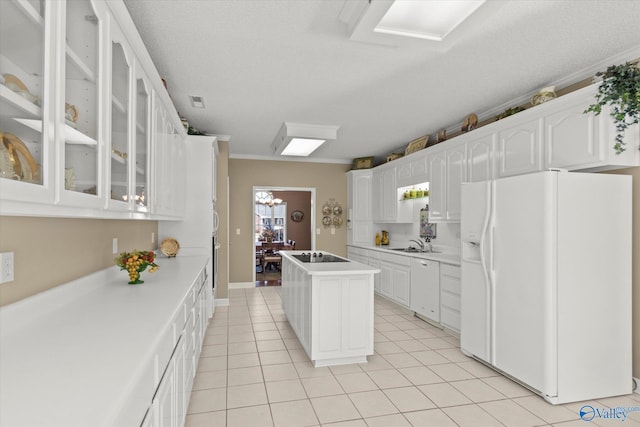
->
left=460, top=170, right=632, bottom=404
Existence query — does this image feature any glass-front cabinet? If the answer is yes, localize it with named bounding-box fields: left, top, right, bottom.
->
left=0, top=0, right=187, bottom=218
left=110, top=36, right=131, bottom=208
left=62, top=0, right=101, bottom=203
left=0, top=0, right=49, bottom=201
left=134, top=76, right=150, bottom=212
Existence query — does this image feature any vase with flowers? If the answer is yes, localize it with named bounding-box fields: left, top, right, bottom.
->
left=115, top=250, right=159, bottom=284
left=261, top=224, right=276, bottom=243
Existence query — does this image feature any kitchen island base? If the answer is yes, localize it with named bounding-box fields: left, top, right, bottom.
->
left=280, top=251, right=379, bottom=367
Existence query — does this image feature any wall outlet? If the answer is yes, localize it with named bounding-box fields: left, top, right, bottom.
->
left=0, top=252, right=15, bottom=284
left=316, top=228, right=321, bottom=235
left=331, top=227, right=335, bottom=235
left=236, top=228, right=241, bottom=235
left=112, top=238, right=118, bottom=254
left=151, top=232, right=155, bottom=243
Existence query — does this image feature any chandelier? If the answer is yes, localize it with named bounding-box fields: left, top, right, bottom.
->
left=255, top=191, right=282, bottom=207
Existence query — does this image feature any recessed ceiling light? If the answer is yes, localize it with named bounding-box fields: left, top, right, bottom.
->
left=374, top=0, right=485, bottom=41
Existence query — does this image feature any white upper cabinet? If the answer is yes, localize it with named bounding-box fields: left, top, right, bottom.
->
left=0, top=0, right=187, bottom=219
left=445, top=142, right=466, bottom=221
left=497, top=117, right=544, bottom=178
left=347, top=170, right=373, bottom=245
left=109, top=25, right=132, bottom=211
left=467, top=133, right=496, bottom=183
left=427, top=148, right=446, bottom=221
left=0, top=0, right=51, bottom=203
left=543, top=84, right=639, bottom=171
left=427, top=142, right=466, bottom=222
left=134, top=72, right=151, bottom=213
left=396, top=151, right=428, bottom=188
left=60, top=0, right=102, bottom=208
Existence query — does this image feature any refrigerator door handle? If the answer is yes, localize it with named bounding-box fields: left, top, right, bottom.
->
left=479, top=180, right=493, bottom=361
left=213, top=210, right=219, bottom=233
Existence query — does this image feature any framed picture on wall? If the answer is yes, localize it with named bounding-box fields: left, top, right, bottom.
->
left=291, top=210, right=304, bottom=222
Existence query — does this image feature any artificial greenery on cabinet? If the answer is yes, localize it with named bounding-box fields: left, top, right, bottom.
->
left=585, top=61, right=640, bottom=154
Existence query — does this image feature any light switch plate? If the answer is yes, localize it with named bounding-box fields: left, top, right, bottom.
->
left=112, top=238, right=118, bottom=254
left=0, top=252, right=15, bottom=284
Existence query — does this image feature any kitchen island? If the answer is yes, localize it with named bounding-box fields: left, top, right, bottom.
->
left=280, top=251, right=380, bottom=367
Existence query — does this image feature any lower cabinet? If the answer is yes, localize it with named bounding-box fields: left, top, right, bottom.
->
left=141, top=268, right=208, bottom=427
left=410, top=258, right=440, bottom=323
left=379, top=254, right=411, bottom=308
left=440, top=263, right=462, bottom=333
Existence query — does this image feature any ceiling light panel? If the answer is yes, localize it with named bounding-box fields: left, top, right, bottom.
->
left=281, top=138, right=326, bottom=156
left=375, top=0, right=485, bottom=41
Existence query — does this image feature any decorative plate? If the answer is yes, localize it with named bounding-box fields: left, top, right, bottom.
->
left=332, top=205, right=342, bottom=216
left=160, top=238, right=180, bottom=257
left=322, top=204, right=332, bottom=215
left=322, top=215, right=332, bottom=226
left=290, top=210, right=304, bottom=222
left=333, top=216, right=343, bottom=226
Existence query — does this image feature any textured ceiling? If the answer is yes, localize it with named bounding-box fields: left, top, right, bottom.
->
left=123, top=0, right=640, bottom=163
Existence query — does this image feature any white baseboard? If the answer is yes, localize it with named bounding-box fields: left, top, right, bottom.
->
left=229, top=282, right=255, bottom=289
left=214, top=298, right=229, bottom=307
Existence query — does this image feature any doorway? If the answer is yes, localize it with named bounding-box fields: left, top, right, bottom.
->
left=253, top=186, right=315, bottom=286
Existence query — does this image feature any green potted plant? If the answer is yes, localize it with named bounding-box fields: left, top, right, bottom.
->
left=585, top=61, right=640, bottom=154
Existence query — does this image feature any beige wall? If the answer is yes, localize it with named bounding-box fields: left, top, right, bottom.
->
left=603, top=166, right=640, bottom=379
left=0, top=217, right=158, bottom=306
left=272, top=190, right=312, bottom=250
left=228, top=159, right=350, bottom=284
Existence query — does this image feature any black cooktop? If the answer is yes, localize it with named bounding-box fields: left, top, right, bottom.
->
left=292, top=252, right=350, bottom=263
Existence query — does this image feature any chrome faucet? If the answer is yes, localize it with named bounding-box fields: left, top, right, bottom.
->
left=409, top=239, right=425, bottom=251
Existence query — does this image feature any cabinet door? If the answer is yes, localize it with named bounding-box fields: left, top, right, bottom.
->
left=544, top=99, right=603, bottom=170
left=134, top=72, right=151, bottom=212
left=446, top=144, right=466, bottom=221
left=378, top=260, right=393, bottom=298
left=427, top=150, right=446, bottom=221
left=156, top=357, right=176, bottom=427
left=467, top=134, right=495, bottom=183
left=392, top=265, right=410, bottom=308
left=396, top=160, right=412, bottom=186
left=411, top=155, right=428, bottom=183
left=174, top=337, right=186, bottom=427
left=109, top=27, right=132, bottom=210
left=410, top=259, right=440, bottom=322
left=60, top=0, right=103, bottom=207
left=371, top=171, right=383, bottom=222
left=0, top=0, right=51, bottom=203
left=348, top=171, right=372, bottom=245
left=368, top=257, right=381, bottom=293
left=497, top=118, right=543, bottom=178
left=382, top=167, right=397, bottom=221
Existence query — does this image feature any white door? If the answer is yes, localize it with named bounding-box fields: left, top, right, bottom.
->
left=492, top=172, right=557, bottom=397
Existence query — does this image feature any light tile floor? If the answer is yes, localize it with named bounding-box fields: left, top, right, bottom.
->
left=186, top=288, right=640, bottom=427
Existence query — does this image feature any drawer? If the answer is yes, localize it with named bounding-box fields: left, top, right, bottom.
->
left=440, top=263, right=461, bottom=279
left=440, top=305, right=460, bottom=332
left=381, top=252, right=411, bottom=266
left=440, top=276, right=461, bottom=295
left=440, top=291, right=461, bottom=311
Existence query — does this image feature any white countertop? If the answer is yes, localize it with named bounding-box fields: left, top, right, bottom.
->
left=350, top=244, right=461, bottom=266
left=0, top=255, right=208, bottom=427
left=280, top=251, right=380, bottom=275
